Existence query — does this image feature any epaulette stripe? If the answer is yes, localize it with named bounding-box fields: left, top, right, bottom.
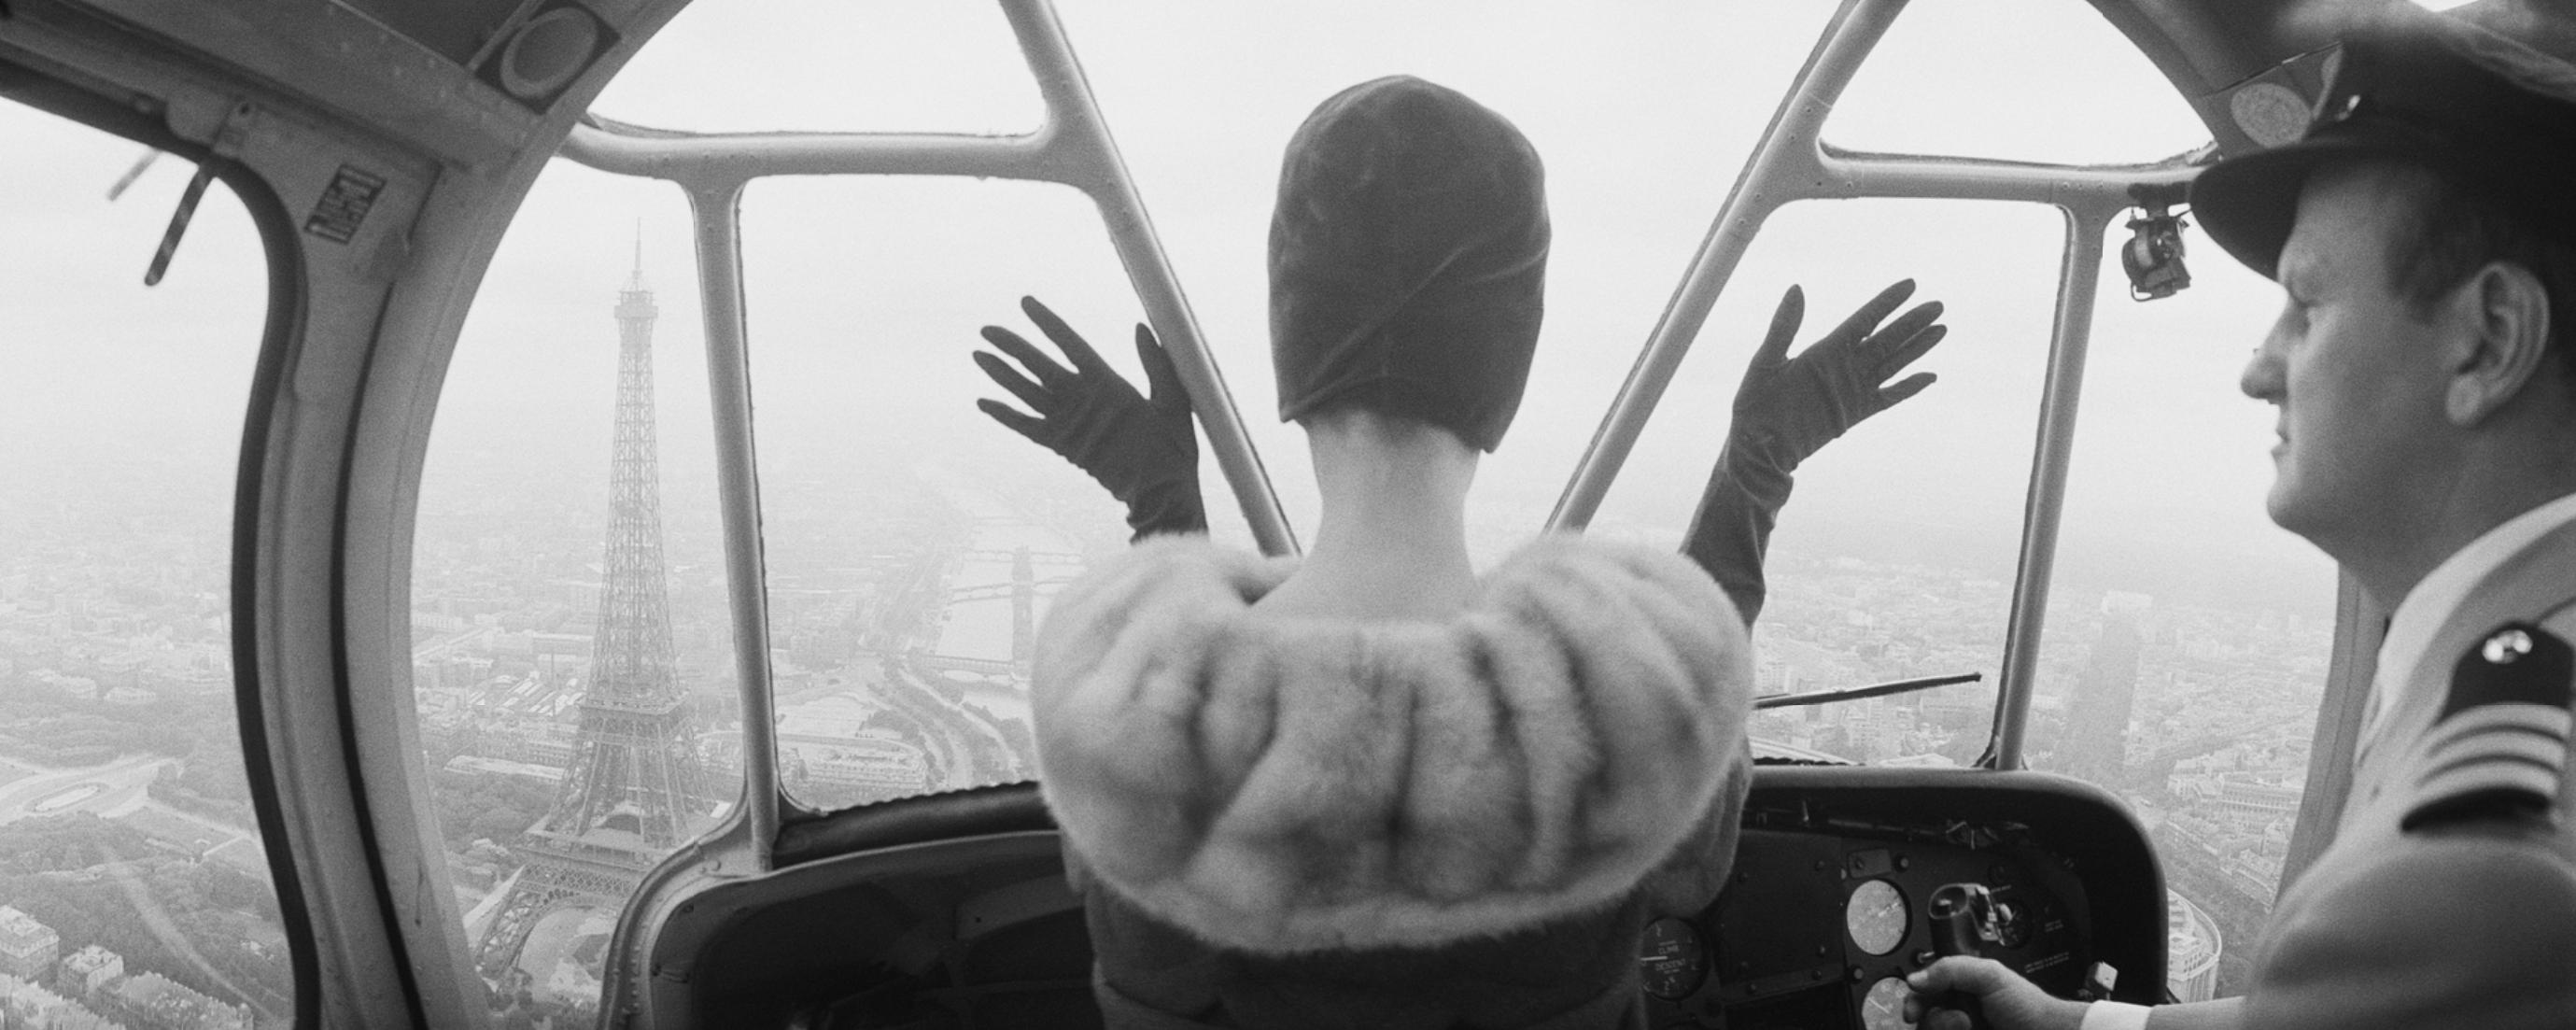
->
left=2414, top=769, right=2560, bottom=816
left=2417, top=705, right=2571, bottom=760
left=2416, top=732, right=2568, bottom=785
left=2417, top=748, right=2563, bottom=786
left=2420, top=724, right=2569, bottom=769
left=2401, top=785, right=2554, bottom=830
left=2414, top=756, right=2563, bottom=812
left=2419, top=707, right=2573, bottom=755
left=2405, top=622, right=2572, bottom=832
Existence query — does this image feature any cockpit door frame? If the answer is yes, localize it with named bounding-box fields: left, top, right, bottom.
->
left=1, top=5, right=498, bottom=1025
left=2283, top=574, right=2382, bottom=889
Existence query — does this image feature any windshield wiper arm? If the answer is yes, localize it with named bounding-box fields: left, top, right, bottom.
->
left=1753, top=671, right=1983, bottom=710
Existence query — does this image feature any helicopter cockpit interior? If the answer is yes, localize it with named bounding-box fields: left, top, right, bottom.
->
left=0, top=0, right=2456, bottom=1026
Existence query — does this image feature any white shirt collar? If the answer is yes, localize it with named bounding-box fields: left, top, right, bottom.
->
left=2367, top=489, right=2576, bottom=744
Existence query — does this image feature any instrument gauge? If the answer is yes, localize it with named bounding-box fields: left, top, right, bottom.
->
left=1637, top=916, right=1709, bottom=1000
left=1861, top=976, right=1913, bottom=1030
left=1846, top=879, right=1909, bottom=955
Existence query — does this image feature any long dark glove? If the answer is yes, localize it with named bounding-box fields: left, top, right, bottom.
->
left=1682, top=279, right=1947, bottom=624
left=974, top=296, right=1208, bottom=541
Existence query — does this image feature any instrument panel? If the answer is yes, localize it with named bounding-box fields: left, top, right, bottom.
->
left=647, top=769, right=2163, bottom=1029
left=1638, top=768, right=2166, bottom=1029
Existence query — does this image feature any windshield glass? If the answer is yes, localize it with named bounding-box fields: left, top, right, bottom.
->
left=430, top=0, right=2354, bottom=1004
left=0, top=105, right=289, bottom=1024
left=1592, top=195, right=2064, bottom=769
left=563, top=13, right=2337, bottom=973
left=1829, top=0, right=2216, bottom=164
left=2021, top=228, right=2333, bottom=996
left=415, top=165, right=743, bottom=1023
left=581, top=1, right=1844, bottom=811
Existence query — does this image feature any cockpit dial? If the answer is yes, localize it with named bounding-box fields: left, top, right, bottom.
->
left=1638, top=917, right=1710, bottom=1000
left=1861, top=976, right=1913, bottom=1030
left=1846, top=879, right=1909, bottom=955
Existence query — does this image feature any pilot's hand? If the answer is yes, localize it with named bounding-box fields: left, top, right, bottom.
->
left=1726, top=278, right=1946, bottom=473
left=1905, top=957, right=2090, bottom=1030
left=974, top=295, right=1208, bottom=540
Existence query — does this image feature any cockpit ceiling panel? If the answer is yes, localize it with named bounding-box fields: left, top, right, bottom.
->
left=2096, top=0, right=2570, bottom=100
left=24, top=0, right=655, bottom=164
left=334, top=0, right=528, bottom=65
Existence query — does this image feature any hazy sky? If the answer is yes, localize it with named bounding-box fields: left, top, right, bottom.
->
left=0, top=0, right=2339, bottom=618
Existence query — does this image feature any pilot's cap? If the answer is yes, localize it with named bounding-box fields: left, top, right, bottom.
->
left=2190, top=16, right=2576, bottom=280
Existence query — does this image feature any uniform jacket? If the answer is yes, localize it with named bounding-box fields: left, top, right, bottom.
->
left=2245, top=505, right=2576, bottom=1029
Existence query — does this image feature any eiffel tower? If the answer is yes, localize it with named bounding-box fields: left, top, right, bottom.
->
left=475, top=241, right=704, bottom=987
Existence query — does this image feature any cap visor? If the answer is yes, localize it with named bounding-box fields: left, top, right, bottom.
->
left=2193, top=131, right=2440, bottom=279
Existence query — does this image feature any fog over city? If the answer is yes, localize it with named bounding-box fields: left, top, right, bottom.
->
left=0, top=1, right=2343, bottom=1023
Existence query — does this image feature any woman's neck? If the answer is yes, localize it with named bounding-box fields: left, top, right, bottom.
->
left=1256, top=411, right=1480, bottom=620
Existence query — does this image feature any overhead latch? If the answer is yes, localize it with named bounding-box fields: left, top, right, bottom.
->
left=2120, top=181, right=2191, bottom=302
left=129, top=100, right=253, bottom=287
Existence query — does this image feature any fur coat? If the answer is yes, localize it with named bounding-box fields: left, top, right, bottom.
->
left=1032, top=534, right=1754, bottom=955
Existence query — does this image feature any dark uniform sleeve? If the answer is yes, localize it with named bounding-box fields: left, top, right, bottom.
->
left=2245, top=622, right=2576, bottom=1030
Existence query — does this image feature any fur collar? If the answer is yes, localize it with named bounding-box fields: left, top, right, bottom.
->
left=1033, top=534, right=1753, bottom=954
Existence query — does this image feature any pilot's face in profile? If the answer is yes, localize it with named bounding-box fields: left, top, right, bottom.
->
left=2239, top=162, right=2456, bottom=556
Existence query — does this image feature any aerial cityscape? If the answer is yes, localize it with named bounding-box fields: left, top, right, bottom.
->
left=1742, top=549, right=2330, bottom=995
left=0, top=256, right=2334, bottom=1026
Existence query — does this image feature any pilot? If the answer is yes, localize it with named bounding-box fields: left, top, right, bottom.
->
left=1909, top=12, right=2576, bottom=1030
left=1015, top=76, right=1753, bottom=1030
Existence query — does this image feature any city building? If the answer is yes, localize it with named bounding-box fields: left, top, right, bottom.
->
left=0, top=908, right=57, bottom=981
left=2060, top=603, right=2145, bottom=785
left=102, top=973, right=246, bottom=1030
left=54, top=946, right=120, bottom=1001
left=2165, top=891, right=2223, bottom=1002
left=785, top=738, right=929, bottom=793
left=2213, top=771, right=2302, bottom=832
left=442, top=755, right=568, bottom=786
left=0, top=973, right=123, bottom=1030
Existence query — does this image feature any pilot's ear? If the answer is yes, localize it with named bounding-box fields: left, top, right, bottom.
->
left=2442, top=260, right=2553, bottom=427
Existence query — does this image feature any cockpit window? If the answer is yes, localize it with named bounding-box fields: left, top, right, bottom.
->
left=485, top=5, right=2343, bottom=1006
left=2027, top=230, right=2333, bottom=999
left=1591, top=198, right=2066, bottom=765
left=1826, top=0, right=2215, bottom=164
left=0, top=104, right=288, bottom=1023
left=586, top=0, right=1045, bottom=134
left=567, top=0, right=1852, bottom=817
left=414, top=163, right=743, bottom=1023
left=737, top=176, right=1146, bottom=810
